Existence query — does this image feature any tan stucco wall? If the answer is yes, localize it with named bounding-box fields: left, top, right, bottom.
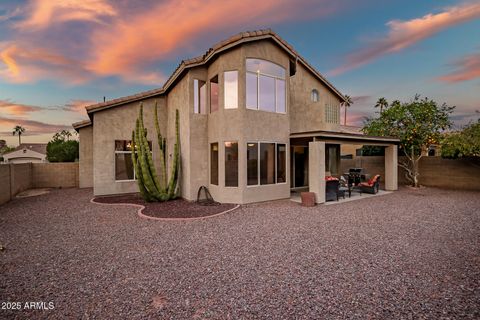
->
left=289, top=63, right=341, bottom=133
left=204, top=41, right=291, bottom=203
left=92, top=97, right=167, bottom=196
left=78, top=126, right=93, bottom=188
left=0, top=164, right=13, bottom=205
left=32, top=163, right=79, bottom=188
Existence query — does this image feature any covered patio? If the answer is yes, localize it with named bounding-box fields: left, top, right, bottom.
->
left=290, top=129, right=400, bottom=204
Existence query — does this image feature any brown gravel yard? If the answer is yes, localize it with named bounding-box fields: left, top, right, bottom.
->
left=1, top=187, right=479, bottom=319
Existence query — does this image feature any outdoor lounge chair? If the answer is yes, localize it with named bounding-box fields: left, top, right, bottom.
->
left=358, top=175, right=381, bottom=194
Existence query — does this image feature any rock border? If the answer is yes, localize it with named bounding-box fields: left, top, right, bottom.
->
left=90, top=198, right=240, bottom=222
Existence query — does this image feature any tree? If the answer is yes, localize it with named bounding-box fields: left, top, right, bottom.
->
left=46, top=130, right=79, bottom=162
left=441, top=120, right=480, bottom=159
left=12, top=125, right=26, bottom=145
left=374, top=97, right=388, bottom=114
left=342, top=95, right=353, bottom=125
left=363, top=95, right=454, bottom=187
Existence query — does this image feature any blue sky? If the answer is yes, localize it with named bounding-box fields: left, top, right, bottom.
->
left=1, top=0, right=479, bottom=145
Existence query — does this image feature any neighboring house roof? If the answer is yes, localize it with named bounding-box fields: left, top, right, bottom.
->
left=290, top=130, right=400, bottom=144
left=3, top=148, right=46, bottom=161
left=8, top=143, right=48, bottom=155
left=83, top=29, right=346, bottom=116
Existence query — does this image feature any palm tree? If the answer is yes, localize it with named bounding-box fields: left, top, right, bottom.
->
left=342, top=95, right=353, bottom=125
left=12, top=125, right=26, bottom=146
left=375, top=97, right=388, bottom=114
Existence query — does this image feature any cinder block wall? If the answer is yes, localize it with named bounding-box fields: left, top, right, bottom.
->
left=32, top=163, right=79, bottom=188
left=10, top=163, right=33, bottom=196
left=0, top=162, right=79, bottom=206
left=341, top=156, right=480, bottom=191
left=0, top=165, right=12, bottom=205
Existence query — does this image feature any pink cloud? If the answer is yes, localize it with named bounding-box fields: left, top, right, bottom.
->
left=437, top=52, right=480, bottom=83
left=15, top=0, right=116, bottom=30
left=0, top=116, right=71, bottom=136
left=0, top=43, right=90, bottom=84
left=0, top=99, right=43, bottom=116
left=63, top=99, right=97, bottom=114
left=330, top=1, right=480, bottom=76
left=0, top=0, right=351, bottom=85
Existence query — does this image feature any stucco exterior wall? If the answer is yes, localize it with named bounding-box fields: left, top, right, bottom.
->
left=0, top=164, right=12, bottom=205
left=206, top=41, right=291, bottom=203
left=289, top=63, right=341, bottom=133
left=92, top=97, right=167, bottom=196
left=32, top=163, right=79, bottom=188
left=78, top=126, right=93, bottom=188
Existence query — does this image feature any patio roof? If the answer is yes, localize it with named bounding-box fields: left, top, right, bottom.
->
left=290, top=130, right=399, bottom=145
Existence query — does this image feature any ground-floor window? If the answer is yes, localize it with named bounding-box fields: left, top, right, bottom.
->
left=210, top=143, right=218, bottom=185
left=225, top=141, right=238, bottom=187
left=248, top=142, right=287, bottom=186
left=115, top=140, right=151, bottom=181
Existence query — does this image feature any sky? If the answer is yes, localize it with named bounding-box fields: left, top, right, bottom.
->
left=0, top=0, right=479, bottom=146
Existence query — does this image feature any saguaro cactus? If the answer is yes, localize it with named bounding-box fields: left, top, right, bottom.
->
left=131, top=102, right=180, bottom=201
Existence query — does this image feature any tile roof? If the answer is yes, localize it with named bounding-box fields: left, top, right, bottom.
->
left=72, top=119, right=92, bottom=130
left=82, top=29, right=346, bottom=116
left=11, top=143, right=48, bottom=155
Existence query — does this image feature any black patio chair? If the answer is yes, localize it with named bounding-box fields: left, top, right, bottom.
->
left=326, top=180, right=344, bottom=201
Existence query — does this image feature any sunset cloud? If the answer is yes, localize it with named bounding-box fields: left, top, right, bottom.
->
left=0, top=0, right=347, bottom=85
left=62, top=99, right=97, bottom=114
left=330, top=1, right=480, bottom=75
left=15, top=0, right=116, bottom=30
left=0, top=43, right=90, bottom=83
left=0, top=99, right=43, bottom=116
left=0, top=116, right=71, bottom=135
left=438, top=52, right=480, bottom=83
left=86, top=0, right=342, bottom=83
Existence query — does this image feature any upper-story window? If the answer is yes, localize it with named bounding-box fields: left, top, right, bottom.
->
left=311, top=89, right=319, bottom=102
left=210, top=75, right=219, bottom=113
left=246, top=58, right=286, bottom=113
left=194, top=79, right=207, bottom=114
left=224, top=71, right=238, bottom=109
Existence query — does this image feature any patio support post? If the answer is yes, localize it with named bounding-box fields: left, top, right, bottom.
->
left=385, top=144, right=398, bottom=191
left=309, top=141, right=326, bottom=203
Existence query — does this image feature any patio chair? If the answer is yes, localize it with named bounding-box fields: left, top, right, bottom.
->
left=358, top=175, right=381, bottom=194
left=325, top=180, right=345, bottom=201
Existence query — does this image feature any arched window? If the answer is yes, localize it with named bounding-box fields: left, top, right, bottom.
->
left=246, top=58, right=286, bottom=113
left=311, top=89, right=319, bottom=102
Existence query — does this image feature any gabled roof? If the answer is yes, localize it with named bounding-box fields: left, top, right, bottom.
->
left=10, top=143, right=47, bottom=155
left=83, top=29, right=346, bottom=116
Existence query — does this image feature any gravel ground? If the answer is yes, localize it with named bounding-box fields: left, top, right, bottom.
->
left=93, top=194, right=236, bottom=219
left=0, top=187, right=479, bottom=319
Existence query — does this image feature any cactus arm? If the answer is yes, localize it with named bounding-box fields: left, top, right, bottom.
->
left=167, top=109, right=180, bottom=198
left=154, top=101, right=167, bottom=191
left=131, top=130, right=153, bottom=202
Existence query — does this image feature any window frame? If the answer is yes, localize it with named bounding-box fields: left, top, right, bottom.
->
left=224, top=140, right=239, bottom=188
left=210, top=75, right=219, bottom=113
left=223, top=70, right=238, bottom=109
left=114, top=140, right=152, bottom=182
left=311, top=89, right=319, bottom=103
left=193, top=79, right=207, bottom=114
left=210, top=142, right=219, bottom=185
left=246, top=141, right=288, bottom=187
left=246, top=58, right=287, bottom=114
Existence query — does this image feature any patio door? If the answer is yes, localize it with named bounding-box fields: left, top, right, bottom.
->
left=290, top=146, right=308, bottom=189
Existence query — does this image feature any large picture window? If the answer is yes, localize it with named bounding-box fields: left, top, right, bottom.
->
left=247, top=142, right=287, bottom=186
left=115, top=140, right=151, bottom=181
left=210, top=143, right=218, bottom=185
left=224, top=71, right=238, bottom=109
left=225, top=141, right=238, bottom=187
left=246, top=58, right=286, bottom=113
left=194, top=79, right=207, bottom=114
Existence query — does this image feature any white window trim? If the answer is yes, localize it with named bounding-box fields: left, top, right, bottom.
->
left=193, top=79, right=207, bottom=115
left=246, top=58, right=287, bottom=114
left=114, top=147, right=152, bottom=182
left=246, top=141, right=287, bottom=187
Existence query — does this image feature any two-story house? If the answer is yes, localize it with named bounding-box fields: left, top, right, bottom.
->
left=73, top=30, right=399, bottom=204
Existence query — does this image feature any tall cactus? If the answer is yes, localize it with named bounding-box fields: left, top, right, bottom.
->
left=131, top=102, right=180, bottom=202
